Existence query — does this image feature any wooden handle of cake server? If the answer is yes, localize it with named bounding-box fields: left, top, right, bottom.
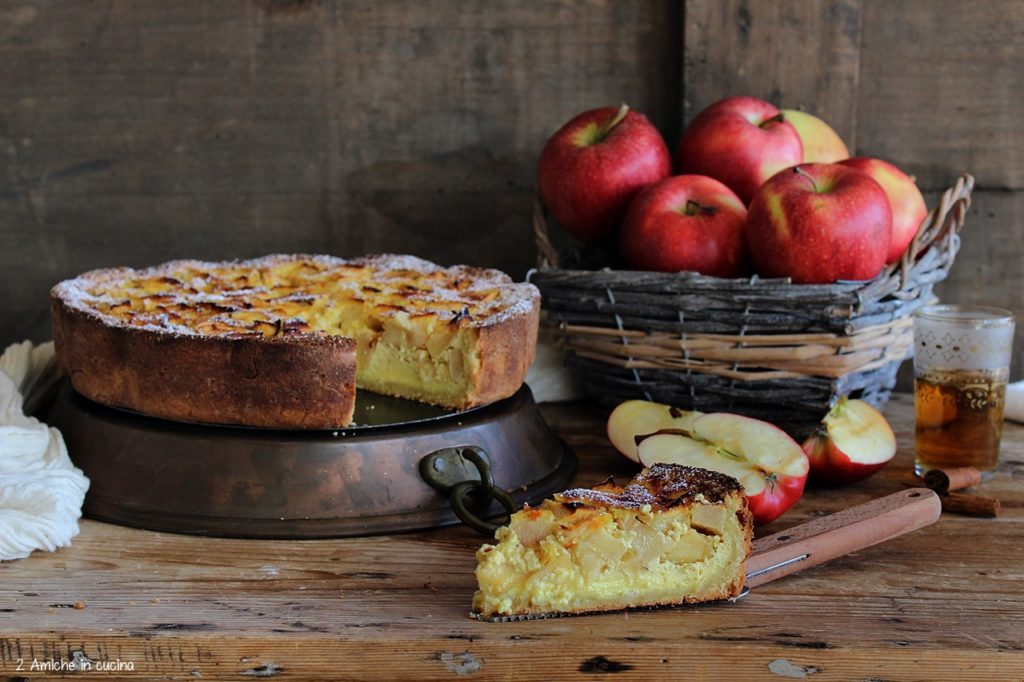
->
left=745, top=488, right=942, bottom=589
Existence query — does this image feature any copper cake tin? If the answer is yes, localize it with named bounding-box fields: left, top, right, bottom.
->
left=44, top=382, right=576, bottom=539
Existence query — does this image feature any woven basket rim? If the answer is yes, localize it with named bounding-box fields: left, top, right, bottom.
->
left=532, top=174, right=974, bottom=304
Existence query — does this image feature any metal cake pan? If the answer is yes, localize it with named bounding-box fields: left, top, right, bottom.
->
left=44, top=382, right=576, bottom=538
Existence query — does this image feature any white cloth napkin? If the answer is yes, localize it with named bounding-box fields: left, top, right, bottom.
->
left=0, top=341, right=90, bottom=561
left=1007, top=381, right=1024, bottom=423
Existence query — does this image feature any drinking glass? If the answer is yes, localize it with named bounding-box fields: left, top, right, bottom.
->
left=913, top=305, right=1015, bottom=476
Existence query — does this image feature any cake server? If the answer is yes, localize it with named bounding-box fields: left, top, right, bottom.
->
left=738, top=487, right=941, bottom=596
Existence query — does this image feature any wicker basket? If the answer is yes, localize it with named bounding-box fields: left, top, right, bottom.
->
left=530, top=174, right=975, bottom=438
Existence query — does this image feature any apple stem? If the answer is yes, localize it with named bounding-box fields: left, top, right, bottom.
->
left=760, top=112, right=786, bottom=128
left=684, top=200, right=718, bottom=216
left=601, top=103, right=631, bottom=139
left=792, top=165, right=820, bottom=192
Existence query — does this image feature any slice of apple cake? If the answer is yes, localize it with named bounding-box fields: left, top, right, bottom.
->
left=472, top=463, right=752, bottom=620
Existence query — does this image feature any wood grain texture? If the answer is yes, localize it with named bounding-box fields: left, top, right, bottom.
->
left=931, top=190, right=1024, bottom=380
left=0, top=0, right=681, bottom=347
left=1, top=396, right=1023, bottom=680
left=682, top=0, right=863, bottom=146
left=858, top=0, right=1024, bottom=191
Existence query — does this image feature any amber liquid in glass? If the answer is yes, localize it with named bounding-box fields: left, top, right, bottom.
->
left=914, top=368, right=1008, bottom=475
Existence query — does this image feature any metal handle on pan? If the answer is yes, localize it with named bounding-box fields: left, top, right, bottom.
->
left=419, top=446, right=518, bottom=535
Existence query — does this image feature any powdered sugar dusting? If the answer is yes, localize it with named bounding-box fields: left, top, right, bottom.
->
left=52, top=253, right=539, bottom=339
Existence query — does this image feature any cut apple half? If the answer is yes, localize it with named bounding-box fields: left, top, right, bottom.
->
left=637, top=412, right=808, bottom=525
left=803, top=398, right=896, bottom=485
left=606, top=399, right=702, bottom=463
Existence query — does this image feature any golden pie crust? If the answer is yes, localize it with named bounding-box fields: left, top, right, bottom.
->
left=51, top=254, right=540, bottom=429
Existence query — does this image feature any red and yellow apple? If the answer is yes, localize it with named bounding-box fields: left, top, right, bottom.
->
left=618, top=175, right=750, bottom=277
left=781, top=109, right=849, bottom=164
left=838, top=157, right=928, bottom=264
left=676, top=96, right=803, bottom=204
left=636, top=412, right=809, bottom=525
left=538, top=104, right=672, bottom=244
left=745, top=163, right=892, bottom=284
left=606, top=399, right=702, bottom=463
left=802, top=398, right=897, bottom=485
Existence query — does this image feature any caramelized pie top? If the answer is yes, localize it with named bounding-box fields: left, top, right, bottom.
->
left=555, top=464, right=744, bottom=511
left=54, top=253, right=538, bottom=340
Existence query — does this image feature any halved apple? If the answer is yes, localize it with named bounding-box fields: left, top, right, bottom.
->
left=802, top=398, right=896, bottom=485
left=606, top=399, right=702, bottom=463
left=637, top=413, right=808, bottom=525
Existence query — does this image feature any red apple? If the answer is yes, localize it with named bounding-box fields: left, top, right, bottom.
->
left=745, top=163, right=892, bottom=284
left=618, top=175, right=750, bottom=276
left=838, top=157, right=928, bottom=264
left=606, top=399, right=702, bottom=463
left=538, top=104, right=672, bottom=244
left=802, top=398, right=896, bottom=485
left=637, top=412, right=809, bottom=525
left=782, top=109, right=849, bottom=163
left=676, top=96, right=803, bottom=204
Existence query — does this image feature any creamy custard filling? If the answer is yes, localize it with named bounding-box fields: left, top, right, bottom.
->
left=473, top=496, right=748, bottom=617
left=319, top=300, right=478, bottom=405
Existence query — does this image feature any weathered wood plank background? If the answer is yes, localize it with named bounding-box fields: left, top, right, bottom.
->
left=1, top=0, right=1020, bottom=377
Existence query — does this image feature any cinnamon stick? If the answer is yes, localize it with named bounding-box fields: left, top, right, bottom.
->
left=911, top=467, right=1000, bottom=517
left=922, top=467, right=983, bottom=495
left=940, top=492, right=1001, bottom=517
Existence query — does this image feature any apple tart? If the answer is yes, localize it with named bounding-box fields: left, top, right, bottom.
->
left=51, top=254, right=540, bottom=428
left=472, top=463, right=753, bottom=620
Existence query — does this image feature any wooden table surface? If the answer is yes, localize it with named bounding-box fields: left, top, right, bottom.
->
left=2, top=394, right=1022, bottom=681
